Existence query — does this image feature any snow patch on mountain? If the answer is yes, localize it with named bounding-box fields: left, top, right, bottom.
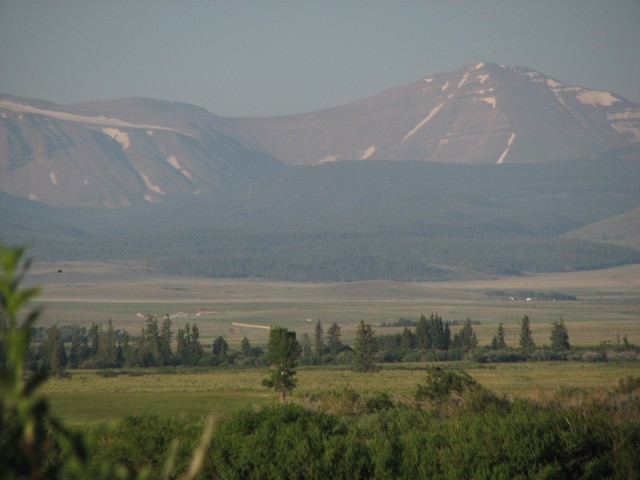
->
left=102, top=128, right=130, bottom=149
left=140, top=173, right=165, bottom=195
left=49, top=172, right=58, bottom=186
left=402, top=103, right=445, bottom=142
left=476, top=74, right=490, bottom=84
left=167, top=155, right=194, bottom=180
left=0, top=99, right=180, bottom=134
left=497, top=133, right=516, bottom=164
left=319, top=154, right=340, bottom=164
left=576, top=90, right=620, bottom=107
left=608, top=109, right=640, bottom=140
left=479, top=97, right=496, bottom=109
left=441, top=81, right=449, bottom=91
left=359, top=145, right=376, bottom=160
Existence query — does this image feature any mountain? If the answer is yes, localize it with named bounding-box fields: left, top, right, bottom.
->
left=212, top=62, right=640, bottom=165
left=0, top=95, right=283, bottom=207
left=2, top=63, right=640, bottom=208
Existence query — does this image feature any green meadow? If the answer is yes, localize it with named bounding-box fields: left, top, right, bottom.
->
left=43, top=362, right=640, bottom=427
left=25, top=261, right=640, bottom=427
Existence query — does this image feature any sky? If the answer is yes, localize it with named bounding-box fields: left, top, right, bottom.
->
left=1, top=1, right=639, bottom=118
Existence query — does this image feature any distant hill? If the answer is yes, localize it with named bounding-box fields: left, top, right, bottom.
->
left=564, top=206, right=640, bottom=251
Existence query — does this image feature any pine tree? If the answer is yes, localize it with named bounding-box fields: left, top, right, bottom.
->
left=313, top=320, right=324, bottom=358
left=519, top=315, right=535, bottom=354
left=68, top=325, right=84, bottom=368
left=429, top=313, right=446, bottom=350
left=212, top=336, right=229, bottom=366
left=240, top=336, right=251, bottom=357
left=400, top=326, right=415, bottom=350
left=143, top=316, right=160, bottom=366
left=262, top=326, right=301, bottom=402
left=300, top=332, right=312, bottom=358
left=327, top=322, right=343, bottom=356
left=43, top=324, right=67, bottom=377
left=159, top=314, right=173, bottom=366
left=353, top=320, right=378, bottom=372
left=453, top=318, right=478, bottom=352
left=550, top=317, right=570, bottom=351
left=491, top=322, right=507, bottom=350
left=415, top=314, right=430, bottom=350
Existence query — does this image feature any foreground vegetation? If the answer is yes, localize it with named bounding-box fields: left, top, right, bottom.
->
left=3, top=245, right=640, bottom=478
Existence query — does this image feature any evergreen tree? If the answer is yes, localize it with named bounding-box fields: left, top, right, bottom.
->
left=550, top=318, right=570, bottom=351
left=313, top=320, right=324, bottom=358
left=240, top=336, right=251, bottom=357
left=429, top=313, right=446, bottom=350
left=42, top=324, right=67, bottom=377
left=491, top=322, right=507, bottom=350
left=212, top=336, right=229, bottom=366
left=159, top=314, right=173, bottom=366
left=120, top=329, right=136, bottom=367
left=415, top=314, right=430, bottom=350
left=88, top=323, right=99, bottom=358
left=143, top=316, right=160, bottom=366
left=300, top=332, right=313, bottom=358
left=400, top=326, right=415, bottom=350
left=452, top=318, right=478, bottom=352
left=189, top=323, right=203, bottom=365
left=443, top=322, right=452, bottom=350
left=353, top=320, right=378, bottom=372
left=97, top=319, right=118, bottom=367
left=327, top=322, right=343, bottom=356
left=262, top=326, right=302, bottom=402
left=68, top=325, right=84, bottom=368
left=519, top=315, right=535, bottom=354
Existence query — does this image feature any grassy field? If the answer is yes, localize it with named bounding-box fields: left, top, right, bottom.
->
left=42, top=362, right=640, bottom=427
left=27, top=261, right=640, bottom=347
left=24, top=261, right=640, bottom=428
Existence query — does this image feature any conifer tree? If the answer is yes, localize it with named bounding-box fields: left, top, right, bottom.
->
left=519, top=315, right=535, bottom=354
left=353, top=320, right=378, bottom=372
left=415, top=314, right=430, bottom=350
left=159, top=314, right=173, bottom=366
left=313, top=320, right=324, bottom=358
left=327, top=322, right=343, bottom=355
left=491, top=322, right=507, bottom=350
left=550, top=317, right=570, bottom=351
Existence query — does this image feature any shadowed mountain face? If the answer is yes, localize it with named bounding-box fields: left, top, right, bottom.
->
left=212, top=63, right=640, bottom=166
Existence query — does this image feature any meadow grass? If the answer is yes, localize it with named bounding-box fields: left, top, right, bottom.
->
left=43, top=362, right=640, bottom=427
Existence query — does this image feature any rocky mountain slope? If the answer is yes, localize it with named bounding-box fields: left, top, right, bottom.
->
left=0, top=96, right=282, bottom=207
left=213, top=62, right=640, bottom=165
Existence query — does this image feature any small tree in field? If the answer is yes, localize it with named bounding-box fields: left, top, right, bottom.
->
left=353, top=320, right=378, bottom=372
left=263, top=326, right=302, bottom=402
left=519, top=315, right=535, bottom=354
left=550, top=317, right=570, bottom=351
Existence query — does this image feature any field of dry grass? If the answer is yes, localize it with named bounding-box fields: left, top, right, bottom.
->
left=27, top=261, right=640, bottom=347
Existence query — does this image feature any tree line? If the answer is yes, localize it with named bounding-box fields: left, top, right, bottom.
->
left=28, top=315, right=266, bottom=376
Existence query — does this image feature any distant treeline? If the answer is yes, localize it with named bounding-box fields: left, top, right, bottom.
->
left=30, top=312, right=638, bottom=376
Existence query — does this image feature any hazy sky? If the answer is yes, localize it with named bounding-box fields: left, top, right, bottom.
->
left=1, top=1, right=639, bottom=117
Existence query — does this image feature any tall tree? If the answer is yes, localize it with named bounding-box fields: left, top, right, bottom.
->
left=212, top=336, right=229, bottom=366
left=42, top=324, right=67, bottom=377
left=300, top=332, right=313, bottom=358
left=353, top=320, right=378, bottom=372
left=263, top=326, right=302, bottom=402
left=519, top=315, right=535, bottom=354
left=550, top=318, right=570, bottom=351
left=327, top=322, right=343, bottom=356
left=158, top=314, right=173, bottom=366
left=313, top=320, right=325, bottom=358
left=452, top=318, right=478, bottom=352
left=415, top=314, right=430, bottom=350
left=400, top=326, right=415, bottom=351
left=491, top=322, right=507, bottom=350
